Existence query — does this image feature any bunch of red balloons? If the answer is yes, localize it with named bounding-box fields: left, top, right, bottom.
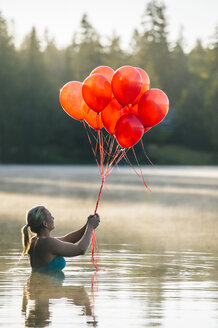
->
left=60, top=65, right=169, bottom=148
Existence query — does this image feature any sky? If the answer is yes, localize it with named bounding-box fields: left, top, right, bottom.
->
left=0, top=0, right=217, bottom=51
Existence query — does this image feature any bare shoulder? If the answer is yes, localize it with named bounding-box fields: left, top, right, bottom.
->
left=37, top=237, right=61, bottom=249
left=45, top=237, right=64, bottom=247
left=31, top=237, right=58, bottom=254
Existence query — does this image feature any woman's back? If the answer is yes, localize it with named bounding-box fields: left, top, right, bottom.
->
left=29, top=237, right=55, bottom=268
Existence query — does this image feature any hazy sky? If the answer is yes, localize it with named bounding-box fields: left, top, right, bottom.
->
left=0, top=0, right=217, bottom=51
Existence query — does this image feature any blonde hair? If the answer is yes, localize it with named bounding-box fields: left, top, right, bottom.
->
left=21, top=206, right=47, bottom=256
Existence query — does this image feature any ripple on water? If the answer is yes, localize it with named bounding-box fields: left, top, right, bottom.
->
left=0, top=244, right=218, bottom=327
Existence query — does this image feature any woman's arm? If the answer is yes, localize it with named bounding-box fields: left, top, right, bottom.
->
left=47, top=215, right=100, bottom=257
left=57, top=222, right=88, bottom=243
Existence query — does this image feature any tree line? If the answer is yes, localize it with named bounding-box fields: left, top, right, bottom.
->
left=0, top=0, right=217, bottom=165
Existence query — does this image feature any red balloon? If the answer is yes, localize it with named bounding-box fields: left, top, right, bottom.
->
left=59, top=81, right=86, bottom=120
left=91, top=66, right=114, bottom=82
left=82, top=74, right=112, bottom=113
left=115, top=113, right=144, bottom=148
left=84, top=104, right=104, bottom=130
left=81, top=100, right=89, bottom=116
left=111, top=66, right=142, bottom=106
left=129, top=104, right=139, bottom=115
left=138, top=88, right=169, bottom=127
left=101, top=98, right=130, bottom=135
left=132, top=68, right=150, bottom=104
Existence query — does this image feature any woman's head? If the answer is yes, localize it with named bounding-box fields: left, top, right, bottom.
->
left=21, top=206, right=54, bottom=256
left=27, top=206, right=48, bottom=233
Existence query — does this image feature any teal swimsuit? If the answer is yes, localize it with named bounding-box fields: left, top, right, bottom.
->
left=32, top=256, right=66, bottom=273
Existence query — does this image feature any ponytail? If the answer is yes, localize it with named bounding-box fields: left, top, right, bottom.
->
left=21, top=224, right=31, bottom=256
left=21, top=205, right=47, bottom=256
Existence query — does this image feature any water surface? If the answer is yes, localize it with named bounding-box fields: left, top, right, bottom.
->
left=1, top=244, right=218, bottom=327
left=0, top=165, right=218, bottom=327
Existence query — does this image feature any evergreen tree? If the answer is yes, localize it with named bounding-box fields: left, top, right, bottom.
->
left=44, top=32, right=65, bottom=86
left=203, top=27, right=218, bottom=151
left=0, top=8, right=217, bottom=164
left=170, top=28, right=189, bottom=102
left=134, top=0, right=171, bottom=90
left=103, top=33, right=128, bottom=69
left=0, top=12, right=19, bottom=162
left=16, top=28, right=56, bottom=162
left=68, top=14, right=104, bottom=81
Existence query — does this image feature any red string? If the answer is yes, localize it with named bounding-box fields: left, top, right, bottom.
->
left=90, top=271, right=98, bottom=319
left=122, top=149, right=141, bottom=178
left=91, top=230, right=100, bottom=271
left=132, top=146, right=151, bottom=192
left=84, top=123, right=125, bottom=270
left=140, top=139, right=153, bottom=165
left=83, top=121, right=100, bottom=172
left=90, top=129, right=107, bottom=270
left=94, top=176, right=105, bottom=215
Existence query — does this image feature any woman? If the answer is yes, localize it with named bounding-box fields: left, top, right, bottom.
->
left=21, top=206, right=100, bottom=272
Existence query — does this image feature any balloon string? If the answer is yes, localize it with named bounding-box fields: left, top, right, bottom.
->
left=107, top=148, right=125, bottom=177
left=94, top=176, right=105, bottom=215
left=132, top=146, right=151, bottom=192
left=140, top=139, right=153, bottom=165
left=122, top=150, right=141, bottom=178
left=83, top=121, right=100, bottom=172
left=91, top=230, right=99, bottom=271
left=89, top=134, right=124, bottom=270
left=91, top=134, right=116, bottom=270
left=90, top=271, right=98, bottom=318
left=83, top=122, right=102, bottom=270
left=98, top=129, right=104, bottom=174
left=91, top=129, right=106, bottom=270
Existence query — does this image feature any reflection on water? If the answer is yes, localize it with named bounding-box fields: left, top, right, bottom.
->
left=22, top=272, right=95, bottom=327
left=0, top=244, right=218, bottom=327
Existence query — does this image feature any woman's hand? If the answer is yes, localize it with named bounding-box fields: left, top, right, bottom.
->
left=87, top=214, right=100, bottom=229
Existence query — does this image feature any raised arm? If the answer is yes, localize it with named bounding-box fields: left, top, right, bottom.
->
left=47, top=214, right=100, bottom=257
left=57, top=222, right=88, bottom=243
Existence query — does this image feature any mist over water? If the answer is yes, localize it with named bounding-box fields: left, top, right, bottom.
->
left=0, top=165, right=218, bottom=327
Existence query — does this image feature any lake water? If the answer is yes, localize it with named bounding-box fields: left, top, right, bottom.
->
left=0, top=165, right=218, bottom=327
